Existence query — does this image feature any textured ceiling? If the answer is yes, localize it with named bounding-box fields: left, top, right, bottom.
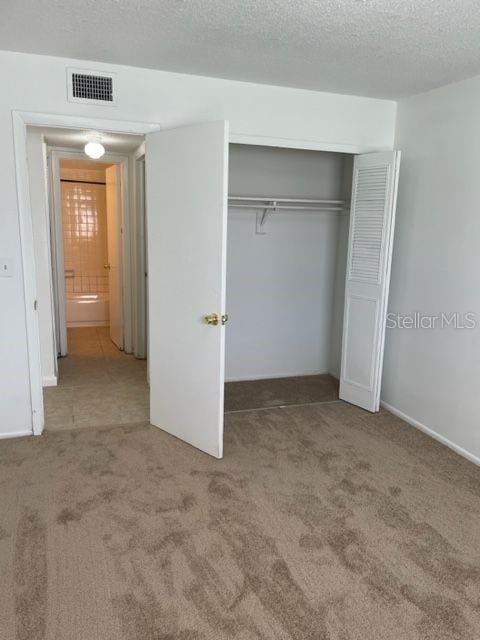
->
left=4, top=0, right=480, bottom=98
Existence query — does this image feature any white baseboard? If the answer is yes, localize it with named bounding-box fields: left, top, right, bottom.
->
left=0, top=430, right=32, bottom=440
left=42, top=374, right=57, bottom=387
left=381, top=400, right=480, bottom=467
left=225, top=370, right=330, bottom=383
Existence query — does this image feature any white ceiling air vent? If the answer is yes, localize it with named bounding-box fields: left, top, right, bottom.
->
left=67, top=68, right=117, bottom=106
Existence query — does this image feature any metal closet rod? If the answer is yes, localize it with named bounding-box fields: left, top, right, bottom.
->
left=228, top=196, right=347, bottom=212
left=227, top=196, right=349, bottom=233
left=228, top=196, right=345, bottom=204
left=230, top=203, right=344, bottom=211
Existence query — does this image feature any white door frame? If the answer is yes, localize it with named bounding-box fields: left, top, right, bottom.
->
left=48, top=147, right=130, bottom=357
left=131, top=143, right=147, bottom=359
left=13, top=110, right=161, bottom=435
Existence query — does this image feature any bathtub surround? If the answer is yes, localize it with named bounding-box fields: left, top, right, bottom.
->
left=61, top=162, right=110, bottom=327
left=65, top=276, right=109, bottom=297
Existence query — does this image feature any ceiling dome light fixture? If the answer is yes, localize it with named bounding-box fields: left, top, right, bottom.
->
left=84, top=133, right=105, bottom=159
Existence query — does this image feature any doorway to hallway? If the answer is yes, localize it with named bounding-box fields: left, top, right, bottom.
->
left=31, top=126, right=149, bottom=431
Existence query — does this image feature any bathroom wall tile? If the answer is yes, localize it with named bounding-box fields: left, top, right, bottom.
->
left=62, top=179, right=107, bottom=295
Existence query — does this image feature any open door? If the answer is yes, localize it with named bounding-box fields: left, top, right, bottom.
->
left=105, top=164, right=124, bottom=349
left=145, top=121, right=229, bottom=458
left=340, top=150, right=401, bottom=412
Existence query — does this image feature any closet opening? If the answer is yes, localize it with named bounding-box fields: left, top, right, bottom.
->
left=224, top=144, right=353, bottom=413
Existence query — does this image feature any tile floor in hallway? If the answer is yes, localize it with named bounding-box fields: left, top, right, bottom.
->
left=43, top=327, right=149, bottom=431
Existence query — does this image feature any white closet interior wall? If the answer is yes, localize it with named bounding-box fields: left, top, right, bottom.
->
left=226, top=144, right=352, bottom=382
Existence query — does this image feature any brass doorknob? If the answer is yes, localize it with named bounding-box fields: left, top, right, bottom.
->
left=205, top=313, right=219, bottom=325
left=104, top=263, right=111, bottom=271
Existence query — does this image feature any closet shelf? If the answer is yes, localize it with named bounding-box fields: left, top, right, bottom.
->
left=228, top=196, right=347, bottom=234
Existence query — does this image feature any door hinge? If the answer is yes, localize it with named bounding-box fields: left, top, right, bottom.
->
left=34, top=300, right=38, bottom=310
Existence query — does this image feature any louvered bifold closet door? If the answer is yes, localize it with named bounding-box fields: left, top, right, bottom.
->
left=339, top=151, right=401, bottom=412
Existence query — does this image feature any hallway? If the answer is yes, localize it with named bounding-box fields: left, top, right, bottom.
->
left=43, top=327, right=149, bottom=431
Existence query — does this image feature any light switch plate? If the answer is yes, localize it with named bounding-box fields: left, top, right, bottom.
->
left=0, top=259, right=13, bottom=277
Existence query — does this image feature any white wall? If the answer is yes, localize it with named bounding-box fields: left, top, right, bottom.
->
left=0, top=49, right=395, bottom=437
left=382, top=74, right=480, bottom=464
left=226, top=144, right=349, bottom=380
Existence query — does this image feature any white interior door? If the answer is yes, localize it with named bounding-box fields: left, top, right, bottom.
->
left=340, top=150, right=401, bottom=412
left=146, top=121, right=229, bottom=458
left=105, top=164, right=124, bottom=349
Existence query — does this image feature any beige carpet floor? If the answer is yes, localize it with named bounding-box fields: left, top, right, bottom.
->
left=224, top=374, right=339, bottom=412
left=1, top=403, right=479, bottom=639
left=43, top=327, right=148, bottom=431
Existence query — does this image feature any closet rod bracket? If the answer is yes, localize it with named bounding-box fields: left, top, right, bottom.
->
left=256, top=200, right=276, bottom=234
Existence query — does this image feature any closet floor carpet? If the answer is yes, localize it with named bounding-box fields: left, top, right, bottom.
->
left=224, top=373, right=339, bottom=412
left=1, top=403, right=479, bottom=639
